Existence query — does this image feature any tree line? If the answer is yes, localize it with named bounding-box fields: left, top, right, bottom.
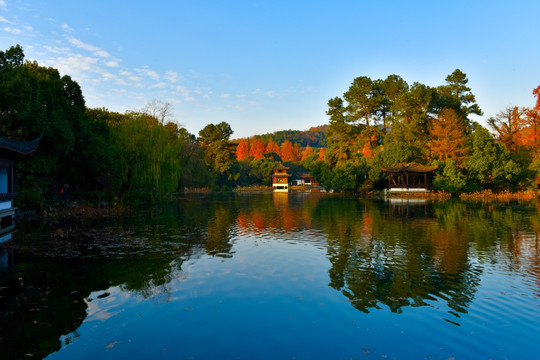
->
left=313, top=70, right=539, bottom=193
left=1, top=45, right=538, bottom=209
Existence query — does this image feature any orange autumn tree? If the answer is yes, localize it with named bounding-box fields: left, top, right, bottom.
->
left=281, top=140, right=301, bottom=162
left=293, top=143, right=301, bottom=161
left=236, top=138, right=250, bottom=160
left=487, top=106, right=528, bottom=153
left=317, top=148, right=326, bottom=161
left=523, top=85, right=540, bottom=152
left=249, top=137, right=266, bottom=160
left=429, top=108, right=469, bottom=165
left=265, top=138, right=281, bottom=157
left=301, top=145, right=315, bottom=160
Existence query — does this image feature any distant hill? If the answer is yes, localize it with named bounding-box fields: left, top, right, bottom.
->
left=251, top=125, right=328, bottom=148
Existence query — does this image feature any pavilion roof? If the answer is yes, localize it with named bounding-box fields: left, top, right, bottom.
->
left=380, top=162, right=438, bottom=174
left=0, top=134, right=42, bottom=154
left=273, top=162, right=289, bottom=170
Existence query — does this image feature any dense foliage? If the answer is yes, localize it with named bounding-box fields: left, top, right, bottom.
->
left=1, top=45, right=538, bottom=209
left=309, top=71, right=539, bottom=193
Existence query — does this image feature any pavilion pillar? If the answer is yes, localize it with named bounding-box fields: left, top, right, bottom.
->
left=406, top=172, right=409, bottom=190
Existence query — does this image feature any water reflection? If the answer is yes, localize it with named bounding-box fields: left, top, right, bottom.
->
left=0, top=194, right=538, bottom=359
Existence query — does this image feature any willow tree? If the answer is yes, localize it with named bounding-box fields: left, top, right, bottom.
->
left=112, top=112, right=182, bottom=199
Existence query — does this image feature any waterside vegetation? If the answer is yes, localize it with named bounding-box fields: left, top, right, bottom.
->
left=1, top=45, right=538, bottom=211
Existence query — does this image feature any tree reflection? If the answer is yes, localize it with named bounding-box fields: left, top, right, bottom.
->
left=315, top=198, right=539, bottom=316
left=0, top=195, right=239, bottom=359
left=0, top=195, right=538, bottom=359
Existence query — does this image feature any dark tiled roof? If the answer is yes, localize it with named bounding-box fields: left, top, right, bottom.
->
left=0, top=134, right=42, bottom=154
left=380, top=162, right=438, bottom=174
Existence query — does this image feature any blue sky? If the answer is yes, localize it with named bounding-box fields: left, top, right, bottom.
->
left=1, top=0, right=539, bottom=138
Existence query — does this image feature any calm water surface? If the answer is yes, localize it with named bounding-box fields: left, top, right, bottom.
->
left=1, top=194, right=539, bottom=359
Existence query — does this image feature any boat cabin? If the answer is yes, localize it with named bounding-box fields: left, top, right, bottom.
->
left=380, top=162, right=437, bottom=193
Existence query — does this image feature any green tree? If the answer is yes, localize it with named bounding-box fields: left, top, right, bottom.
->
left=325, top=97, right=358, bottom=166
left=331, top=161, right=361, bottom=192
left=0, top=45, right=112, bottom=205
left=198, top=122, right=235, bottom=182
left=436, top=69, right=482, bottom=128
left=432, top=159, right=466, bottom=193
left=175, top=127, right=213, bottom=188
left=111, top=112, right=182, bottom=199
left=466, top=124, right=522, bottom=191
left=343, top=76, right=376, bottom=128
left=373, top=74, right=409, bottom=132
left=394, top=82, right=435, bottom=137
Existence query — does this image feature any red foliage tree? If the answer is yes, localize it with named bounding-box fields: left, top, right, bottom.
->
left=236, top=138, right=250, bottom=160
left=249, top=137, right=266, bottom=160
left=523, top=85, right=540, bottom=152
left=265, top=139, right=281, bottom=156
left=280, top=140, right=295, bottom=161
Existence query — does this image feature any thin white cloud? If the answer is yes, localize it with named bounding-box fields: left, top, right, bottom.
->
left=67, top=37, right=112, bottom=58
left=174, top=85, right=191, bottom=97
left=0, top=16, right=10, bottom=24
left=54, top=54, right=99, bottom=78
left=219, top=94, right=230, bottom=99
left=135, top=66, right=159, bottom=80
left=252, top=88, right=276, bottom=97
left=165, top=71, right=178, bottom=83
left=4, top=27, right=21, bottom=34
left=184, top=97, right=197, bottom=102
left=61, top=24, right=74, bottom=34
left=0, top=1, right=6, bottom=8
left=105, top=60, right=119, bottom=67
left=44, top=45, right=71, bottom=54
left=149, top=82, right=167, bottom=89
left=165, top=97, right=182, bottom=105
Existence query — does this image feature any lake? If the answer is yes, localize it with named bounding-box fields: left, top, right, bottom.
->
left=1, top=194, right=539, bottom=359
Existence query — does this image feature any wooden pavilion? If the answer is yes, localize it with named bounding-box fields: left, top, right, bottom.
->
left=380, top=162, right=438, bottom=192
left=0, top=134, right=41, bottom=240
left=271, top=163, right=291, bottom=192
left=292, top=172, right=319, bottom=187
